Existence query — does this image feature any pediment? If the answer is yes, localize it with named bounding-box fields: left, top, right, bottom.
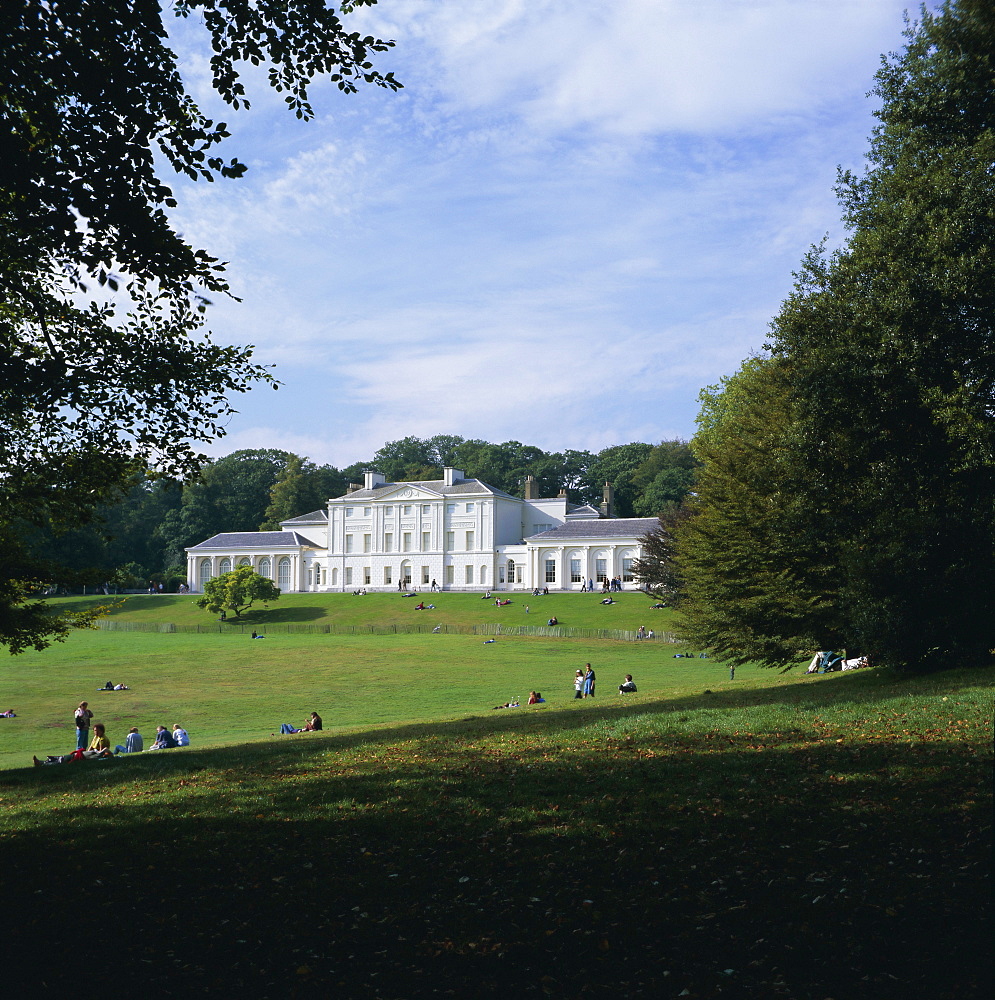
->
left=376, top=484, right=443, bottom=502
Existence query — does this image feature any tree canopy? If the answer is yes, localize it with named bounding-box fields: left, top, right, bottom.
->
left=0, top=1, right=399, bottom=651
left=197, top=566, right=280, bottom=619
left=676, top=0, right=995, bottom=672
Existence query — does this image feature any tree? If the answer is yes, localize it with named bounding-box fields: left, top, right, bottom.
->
left=674, top=359, right=845, bottom=667
left=585, top=443, right=655, bottom=516
left=260, top=456, right=346, bottom=528
left=677, top=1, right=995, bottom=671
left=0, top=1, right=400, bottom=651
left=632, top=505, right=692, bottom=600
left=197, top=566, right=280, bottom=619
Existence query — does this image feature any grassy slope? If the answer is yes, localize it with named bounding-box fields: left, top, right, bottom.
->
left=44, top=590, right=680, bottom=632
left=1, top=623, right=991, bottom=997
left=1, top=630, right=723, bottom=769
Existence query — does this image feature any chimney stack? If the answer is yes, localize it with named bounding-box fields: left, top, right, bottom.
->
left=599, top=481, right=615, bottom=518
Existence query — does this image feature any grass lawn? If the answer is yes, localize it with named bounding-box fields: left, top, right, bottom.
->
left=43, top=590, right=681, bottom=633
left=0, top=625, right=990, bottom=997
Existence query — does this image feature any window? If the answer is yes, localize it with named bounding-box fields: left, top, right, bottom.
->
left=571, top=558, right=582, bottom=583
left=499, top=565, right=505, bottom=583
left=278, top=557, right=291, bottom=589
left=447, top=503, right=455, bottom=514
left=259, top=558, right=271, bottom=579
left=466, top=502, right=475, bottom=513
left=403, top=532, right=412, bottom=552
left=199, top=559, right=212, bottom=587
left=402, top=504, right=412, bottom=516
left=465, top=564, right=473, bottom=584
left=465, top=530, right=474, bottom=550
left=401, top=562, right=412, bottom=586
left=446, top=531, right=454, bottom=550
left=480, top=565, right=487, bottom=583
left=345, top=507, right=353, bottom=517
left=622, top=557, right=634, bottom=582
left=237, top=557, right=250, bottom=567
left=532, top=523, right=552, bottom=535
left=421, top=566, right=430, bottom=585
left=331, top=567, right=338, bottom=586
left=384, top=533, right=393, bottom=552
left=344, top=567, right=353, bottom=586
left=545, top=559, right=556, bottom=583
left=345, top=534, right=354, bottom=553
left=363, top=567, right=371, bottom=585
left=219, top=558, right=231, bottom=574
left=363, top=534, right=371, bottom=553
left=422, top=531, right=431, bottom=551
left=384, top=566, right=392, bottom=585
left=384, top=505, right=393, bottom=516
left=314, top=566, right=322, bottom=586
left=422, top=504, right=431, bottom=514
left=445, top=565, right=454, bottom=584
left=596, top=558, right=607, bottom=582
left=364, top=506, right=372, bottom=517
left=507, top=559, right=515, bottom=584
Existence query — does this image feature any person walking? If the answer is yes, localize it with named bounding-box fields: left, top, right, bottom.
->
left=74, top=701, right=93, bottom=749
left=573, top=669, right=584, bottom=699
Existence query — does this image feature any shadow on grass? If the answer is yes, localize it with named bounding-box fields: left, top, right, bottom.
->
left=227, top=605, right=328, bottom=625
left=3, top=707, right=989, bottom=997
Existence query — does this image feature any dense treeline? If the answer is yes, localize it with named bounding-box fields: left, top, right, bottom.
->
left=26, top=437, right=696, bottom=588
left=670, top=0, right=995, bottom=673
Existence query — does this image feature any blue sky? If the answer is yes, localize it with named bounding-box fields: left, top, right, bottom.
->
left=165, top=0, right=925, bottom=468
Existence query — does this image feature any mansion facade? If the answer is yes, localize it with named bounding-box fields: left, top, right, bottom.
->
left=186, top=468, right=657, bottom=594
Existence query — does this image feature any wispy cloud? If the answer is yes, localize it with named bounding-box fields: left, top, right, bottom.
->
left=163, top=0, right=921, bottom=469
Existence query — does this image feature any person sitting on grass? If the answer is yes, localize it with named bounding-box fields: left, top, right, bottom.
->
left=415, top=602, right=426, bottom=610
left=149, top=725, right=177, bottom=750
left=618, top=674, right=637, bottom=694
left=527, top=691, right=545, bottom=705
left=114, top=727, right=143, bottom=754
left=304, top=712, right=322, bottom=731
left=172, top=724, right=190, bottom=746
left=34, top=723, right=114, bottom=765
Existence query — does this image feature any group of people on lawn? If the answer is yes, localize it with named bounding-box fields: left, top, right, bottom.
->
left=33, top=703, right=189, bottom=765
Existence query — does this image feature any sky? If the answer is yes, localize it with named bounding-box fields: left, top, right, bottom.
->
left=164, top=0, right=927, bottom=469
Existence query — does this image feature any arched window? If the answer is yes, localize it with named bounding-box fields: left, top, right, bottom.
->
left=331, top=567, right=338, bottom=586
left=479, top=565, right=487, bottom=584
left=278, top=557, right=291, bottom=590
left=219, top=558, right=232, bottom=575
left=199, top=560, right=212, bottom=588
left=314, top=565, right=322, bottom=586
left=259, top=558, right=271, bottom=579
left=400, top=561, right=412, bottom=586
left=507, top=559, right=515, bottom=585
left=237, top=557, right=250, bottom=568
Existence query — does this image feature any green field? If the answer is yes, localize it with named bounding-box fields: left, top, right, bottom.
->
left=0, top=598, right=990, bottom=996
left=44, top=589, right=681, bottom=631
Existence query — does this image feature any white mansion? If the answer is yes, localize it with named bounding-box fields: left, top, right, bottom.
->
left=186, top=468, right=657, bottom=594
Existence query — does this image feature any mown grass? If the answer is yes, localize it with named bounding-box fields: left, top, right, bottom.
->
left=0, top=626, right=991, bottom=997
left=44, top=589, right=680, bottom=633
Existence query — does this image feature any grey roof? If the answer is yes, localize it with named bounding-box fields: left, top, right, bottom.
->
left=566, top=504, right=601, bottom=518
left=526, top=517, right=658, bottom=541
left=188, top=531, right=312, bottom=550
left=335, top=478, right=517, bottom=501
left=281, top=509, right=328, bottom=523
